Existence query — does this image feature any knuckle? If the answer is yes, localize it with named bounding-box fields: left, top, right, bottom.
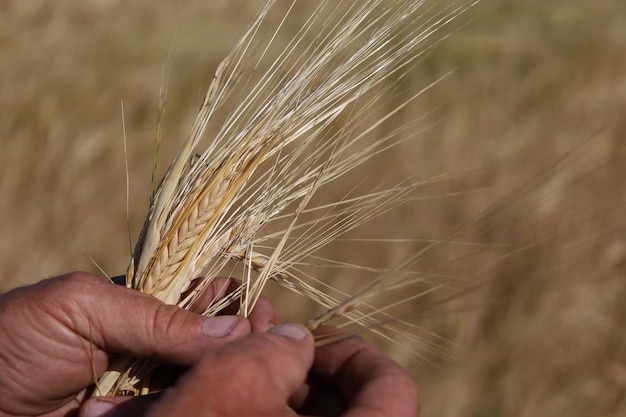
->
left=150, top=303, right=182, bottom=339
left=50, top=271, right=107, bottom=294
left=53, top=271, right=92, bottom=289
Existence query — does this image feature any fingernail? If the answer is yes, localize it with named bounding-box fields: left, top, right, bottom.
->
left=84, top=400, right=119, bottom=417
left=268, top=323, right=309, bottom=340
left=201, top=315, right=240, bottom=337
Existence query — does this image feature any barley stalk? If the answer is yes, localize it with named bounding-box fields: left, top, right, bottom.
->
left=95, top=0, right=476, bottom=397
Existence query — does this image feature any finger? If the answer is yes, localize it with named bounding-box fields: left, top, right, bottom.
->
left=51, top=272, right=252, bottom=365
left=247, top=293, right=281, bottom=332
left=311, top=327, right=419, bottom=417
left=146, top=323, right=314, bottom=417
left=80, top=394, right=161, bottom=417
left=219, top=290, right=280, bottom=332
left=188, top=277, right=280, bottom=332
left=184, top=277, right=237, bottom=313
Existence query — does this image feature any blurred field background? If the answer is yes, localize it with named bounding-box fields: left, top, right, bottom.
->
left=1, top=0, right=626, bottom=416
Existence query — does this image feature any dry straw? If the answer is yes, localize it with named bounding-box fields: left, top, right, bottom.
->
left=96, top=0, right=476, bottom=396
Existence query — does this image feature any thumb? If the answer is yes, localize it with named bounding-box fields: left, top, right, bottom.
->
left=60, top=272, right=252, bottom=364
left=141, top=323, right=315, bottom=417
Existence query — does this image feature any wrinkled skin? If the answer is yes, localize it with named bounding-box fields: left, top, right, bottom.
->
left=0, top=272, right=277, bottom=417
left=0, top=272, right=418, bottom=417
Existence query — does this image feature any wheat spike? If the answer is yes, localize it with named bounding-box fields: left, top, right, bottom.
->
left=96, top=0, right=476, bottom=396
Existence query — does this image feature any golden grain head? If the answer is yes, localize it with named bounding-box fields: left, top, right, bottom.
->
left=96, top=0, right=476, bottom=396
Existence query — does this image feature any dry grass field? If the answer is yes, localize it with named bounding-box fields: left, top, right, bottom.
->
left=1, top=0, right=626, bottom=415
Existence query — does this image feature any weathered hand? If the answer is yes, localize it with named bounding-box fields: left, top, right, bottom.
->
left=291, top=327, right=419, bottom=417
left=0, top=272, right=278, bottom=417
left=80, top=326, right=419, bottom=417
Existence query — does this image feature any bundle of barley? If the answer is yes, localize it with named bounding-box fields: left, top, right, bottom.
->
left=95, top=0, right=475, bottom=396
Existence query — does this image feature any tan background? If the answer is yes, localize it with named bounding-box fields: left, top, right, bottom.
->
left=1, top=0, right=625, bottom=415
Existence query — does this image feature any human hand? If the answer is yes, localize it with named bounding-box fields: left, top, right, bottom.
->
left=80, top=325, right=419, bottom=417
left=0, top=272, right=279, bottom=417
left=289, top=327, right=419, bottom=417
